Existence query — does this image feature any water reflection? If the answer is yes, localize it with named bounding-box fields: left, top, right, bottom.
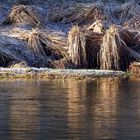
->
left=9, top=82, right=40, bottom=140
left=93, top=79, right=119, bottom=139
left=67, top=78, right=120, bottom=139
left=115, top=79, right=140, bottom=139
left=0, top=79, right=140, bottom=139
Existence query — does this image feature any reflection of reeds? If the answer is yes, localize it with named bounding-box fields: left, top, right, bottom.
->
left=93, top=78, right=119, bottom=139
left=66, top=78, right=120, bottom=139
left=67, top=80, right=87, bottom=137
left=8, top=81, right=40, bottom=140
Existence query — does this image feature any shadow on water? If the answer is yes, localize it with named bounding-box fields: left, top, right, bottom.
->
left=0, top=78, right=140, bottom=139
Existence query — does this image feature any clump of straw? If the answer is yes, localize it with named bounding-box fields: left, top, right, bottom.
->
left=86, top=20, right=105, bottom=33
left=68, top=26, right=88, bottom=68
left=48, top=3, right=104, bottom=25
left=99, top=25, right=131, bottom=71
left=47, top=58, right=73, bottom=69
left=26, top=29, right=67, bottom=65
left=3, top=5, right=42, bottom=27
left=68, top=25, right=104, bottom=69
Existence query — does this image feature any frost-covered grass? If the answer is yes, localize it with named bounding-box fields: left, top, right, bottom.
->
left=1, top=0, right=128, bottom=5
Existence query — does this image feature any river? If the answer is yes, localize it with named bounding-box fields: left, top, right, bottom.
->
left=0, top=78, right=140, bottom=140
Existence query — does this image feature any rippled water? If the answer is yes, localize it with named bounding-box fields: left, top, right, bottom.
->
left=0, top=78, right=140, bottom=140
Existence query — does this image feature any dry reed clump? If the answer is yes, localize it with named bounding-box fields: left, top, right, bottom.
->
left=129, top=62, right=140, bottom=76
left=119, top=28, right=136, bottom=47
left=68, top=24, right=140, bottom=71
left=68, top=25, right=104, bottom=69
left=68, top=26, right=88, bottom=68
left=85, top=20, right=105, bottom=33
left=25, top=29, right=67, bottom=65
left=3, top=5, right=43, bottom=27
left=131, top=33, right=140, bottom=53
left=47, top=58, right=73, bottom=69
left=0, top=34, right=36, bottom=67
left=9, top=27, right=31, bottom=40
left=48, top=3, right=104, bottom=25
left=47, top=3, right=87, bottom=22
left=73, top=6, right=105, bottom=25
left=7, top=27, right=67, bottom=67
left=27, top=29, right=47, bottom=64
left=124, top=17, right=140, bottom=31
left=0, top=51, right=17, bottom=67
left=8, top=60, right=29, bottom=68
left=99, top=25, right=131, bottom=71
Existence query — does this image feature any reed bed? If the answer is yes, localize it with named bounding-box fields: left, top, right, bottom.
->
left=1, top=1, right=140, bottom=71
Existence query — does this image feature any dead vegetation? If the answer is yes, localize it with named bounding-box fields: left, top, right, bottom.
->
left=86, top=20, right=105, bottom=33
left=8, top=60, right=29, bottom=68
left=3, top=5, right=43, bottom=27
left=47, top=58, right=73, bottom=69
left=48, top=3, right=105, bottom=25
left=29, top=29, right=66, bottom=56
left=1, top=1, right=140, bottom=71
left=99, top=25, right=131, bottom=71
left=67, top=23, right=140, bottom=71
left=129, top=62, right=140, bottom=76
left=68, top=26, right=88, bottom=68
left=0, top=34, right=35, bottom=67
left=68, top=25, right=104, bottom=69
left=0, top=51, right=16, bottom=67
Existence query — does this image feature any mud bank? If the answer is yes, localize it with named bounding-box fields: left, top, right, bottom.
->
left=0, top=68, right=127, bottom=80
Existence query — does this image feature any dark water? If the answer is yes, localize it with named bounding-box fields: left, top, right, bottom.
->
left=0, top=79, right=140, bottom=140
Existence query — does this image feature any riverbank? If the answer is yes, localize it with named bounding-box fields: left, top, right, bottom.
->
left=0, top=67, right=127, bottom=80
left=0, top=1, right=139, bottom=76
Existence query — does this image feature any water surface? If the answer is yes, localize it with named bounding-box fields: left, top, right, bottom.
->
left=0, top=78, right=140, bottom=140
